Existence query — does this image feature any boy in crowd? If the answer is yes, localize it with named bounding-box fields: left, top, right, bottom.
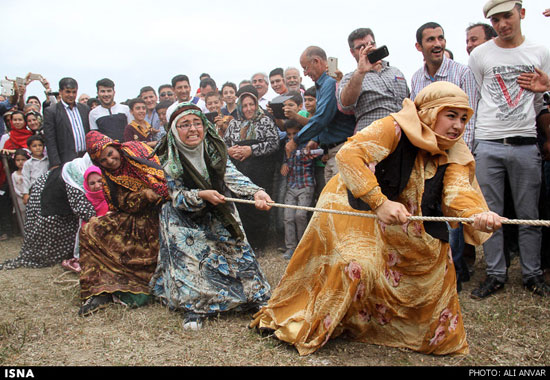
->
left=280, top=119, right=317, bottom=259
left=155, top=100, right=172, bottom=137
left=123, top=98, right=156, bottom=147
left=271, top=91, right=310, bottom=131
left=205, top=91, right=233, bottom=137
left=21, top=135, right=48, bottom=205
left=303, top=86, right=317, bottom=117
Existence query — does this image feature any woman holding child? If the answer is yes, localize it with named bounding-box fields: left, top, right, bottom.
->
left=149, top=102, right=272, bottom=330
left=251, top=82, right=503, bottom=356
left=77, top=131, right=169, bottom=316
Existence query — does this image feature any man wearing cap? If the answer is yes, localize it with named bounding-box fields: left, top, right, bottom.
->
left=469, top=0, right=550, bottom=299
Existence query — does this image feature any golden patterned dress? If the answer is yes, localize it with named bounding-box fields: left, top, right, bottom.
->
left=79, top=131, right=169, bottom=303
left=251, top=115, right=491, bottom=356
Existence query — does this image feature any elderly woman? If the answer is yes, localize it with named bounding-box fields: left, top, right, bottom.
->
left=223, top=85, right=279, bottom=250
left=78, top=131, right=169, bottom=316
left=251, top=82, right=503, bottom=356
left=150, top=103, right=272, bottom=330
left=0, top=154, right=96, bottom=269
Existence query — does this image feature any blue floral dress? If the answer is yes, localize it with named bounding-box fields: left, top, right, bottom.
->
left=149, top=160, right=271, bottom=318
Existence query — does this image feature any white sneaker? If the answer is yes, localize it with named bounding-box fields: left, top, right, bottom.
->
left=183, top=320, right=203, bottom=330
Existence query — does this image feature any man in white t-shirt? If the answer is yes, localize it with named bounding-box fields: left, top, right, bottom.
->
left=469, top=0, right=550, bottom=299
left=166, top=74, right=196, bottom=122
left=89, top=78, right=132, bottom=142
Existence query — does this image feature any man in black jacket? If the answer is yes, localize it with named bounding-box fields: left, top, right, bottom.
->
left=43, top=77, right=90, bottom=169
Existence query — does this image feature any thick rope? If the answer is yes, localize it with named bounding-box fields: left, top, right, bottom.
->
left=224, top=197, right=550, bottom=227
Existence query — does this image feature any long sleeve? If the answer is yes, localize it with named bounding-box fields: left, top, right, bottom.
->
left=165, top=174, right=207, bottom=212
left=223, top=160, right=262, bottom=198
left=441, top=162, right=491, bottom=246
left=113, top=187, right=162, bottom=214
left=460, top=68, right=479, bottom=151
left=20, top=161, right=32, bottom=195
left=295, top=74, right=338, bottom=145
left=42, top=106, right=60, bottom=168
left=335, top=116, right=400, bottom=210
left=224, top=116, right=280, bottom=157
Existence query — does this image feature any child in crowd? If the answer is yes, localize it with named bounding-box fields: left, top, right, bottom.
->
left=221, top=82, right=238, bottom=119
left=62, top=165, right=108, bottom=273
left=271, top=91, right=310, bottom=131
left=205, top=91, right=233, bottom=137
left=124, top=98, right=156, bottom=147
left=11, top=149, right=30, bottom=220
left=303, top=86, right=317, bottom=117
left=302, top=86, right=326, bottom=205
left=21, top=135, right=48, bottom=205
left=280, top=119, right=319, bottom=259
left=155, top=100, right=172, bottom=137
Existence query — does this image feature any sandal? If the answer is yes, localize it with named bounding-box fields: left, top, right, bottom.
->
left=62, top=258, right=81, bottom=273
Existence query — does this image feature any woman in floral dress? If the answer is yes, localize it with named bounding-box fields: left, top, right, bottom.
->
left=150, top=103, right=272, bottom=330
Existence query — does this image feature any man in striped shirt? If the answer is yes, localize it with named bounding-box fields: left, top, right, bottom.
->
left=43, top=77, right=90, bottom=169
left=411, top=22, right=479, bottom=150
left=410, top=22, right=479, bottom=293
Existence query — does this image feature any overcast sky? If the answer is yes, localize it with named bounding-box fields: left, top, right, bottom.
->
left=2, top=0, right=549, bottom=103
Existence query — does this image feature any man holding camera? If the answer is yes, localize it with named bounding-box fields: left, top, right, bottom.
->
left=337, top=28, right=410, bottom=135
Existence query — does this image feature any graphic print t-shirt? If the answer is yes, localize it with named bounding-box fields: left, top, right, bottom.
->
left=468, top=39, right=550, bottom=140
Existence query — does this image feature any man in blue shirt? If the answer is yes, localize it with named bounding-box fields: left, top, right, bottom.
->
left=286, top=46, right=356, bottom=184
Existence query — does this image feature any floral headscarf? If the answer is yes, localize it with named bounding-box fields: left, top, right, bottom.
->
left=158, top=102, right=227, bottom=182
left=85, top=131, right=168, bottom=208
left=236, top=90, right=265, bottom=141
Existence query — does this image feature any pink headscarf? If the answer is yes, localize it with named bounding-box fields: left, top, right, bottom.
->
left=83, top=165, right=109, bottom=217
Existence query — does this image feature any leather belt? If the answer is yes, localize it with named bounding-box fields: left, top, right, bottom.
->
left=485, top=137, right=537, bottom=146
left=324, top=140, right=346, bottom=150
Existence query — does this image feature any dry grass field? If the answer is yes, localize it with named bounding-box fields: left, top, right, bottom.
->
left=1, top=234, right=550, bottom=367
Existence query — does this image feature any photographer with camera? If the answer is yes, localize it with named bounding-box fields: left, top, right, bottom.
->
left=337, top=28, right=410, bottom=135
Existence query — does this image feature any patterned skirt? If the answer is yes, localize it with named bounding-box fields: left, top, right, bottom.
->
left=149, top=202, right=271, bottom=317
left=0, top=173, right=93, bottom=270
left=79, top=208, right=160, bottom=300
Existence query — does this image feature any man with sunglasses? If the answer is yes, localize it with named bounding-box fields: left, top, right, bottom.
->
left=337, top=28, right=410, bottom=135
left=158, top=84, right=176, bottom=103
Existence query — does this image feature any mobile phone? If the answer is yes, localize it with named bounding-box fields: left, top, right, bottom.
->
left=205, top=112, right=218, bottom=124
left=28, top=73, right=42, bottom=81
left=15, top=77, right=26, bottom=86
left=328, top=57, right=338, bottom=77
left=1, top=80, right=14, bottom=96
left=367, top=45, right=389, bottom=64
